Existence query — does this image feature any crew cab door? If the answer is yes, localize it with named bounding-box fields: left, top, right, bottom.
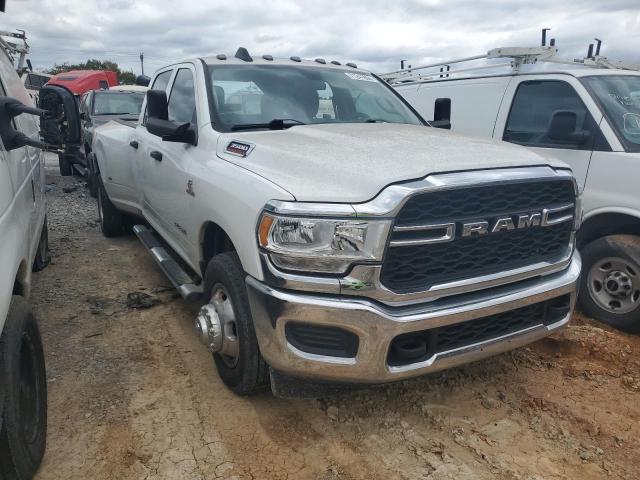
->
left=137, top=65, right=198, bottom=254
left=495, top=76, right=609, bottom=190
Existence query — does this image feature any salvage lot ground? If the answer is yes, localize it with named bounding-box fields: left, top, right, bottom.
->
left=33, top=156, right=639, bottom=480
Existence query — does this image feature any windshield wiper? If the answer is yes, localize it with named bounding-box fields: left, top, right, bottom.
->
left=230, top=118, right=306, bottom=131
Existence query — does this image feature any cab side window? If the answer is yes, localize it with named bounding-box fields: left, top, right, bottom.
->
left=168, top=68, right=196, bottom=125
left=504, top=80, right=598, bottom=150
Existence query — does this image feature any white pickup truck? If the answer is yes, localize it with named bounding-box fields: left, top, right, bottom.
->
left=93, top=49, right=582, bottom=397
left=0, top=38, right=81, bottom=477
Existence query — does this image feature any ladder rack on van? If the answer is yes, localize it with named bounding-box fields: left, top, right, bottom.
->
left=381, top=41, right=640, bottom=85
left=0, top=30, right=29, bottom=72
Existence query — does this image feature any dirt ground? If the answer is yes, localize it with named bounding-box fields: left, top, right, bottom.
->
left=31, top=156, right=639, bottom=480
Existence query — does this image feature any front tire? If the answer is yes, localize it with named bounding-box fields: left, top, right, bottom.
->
left=58, top=153, right=72, bottom=176
left=87, top=152, right=97, bottom=198
left=32, top=217, right=51, bottom=272
left=97, top=176, right=124, bottom=237
left=579, top=235, right=640, bottom=333
left=0, top=296, right=47, bottom=480
left=203, top=252, right=269, bottom=395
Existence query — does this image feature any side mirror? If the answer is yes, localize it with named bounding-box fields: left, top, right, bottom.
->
left=0, top=97, right=48, bottom=150
left=136, top=75, right=151, bottom=87
left=431, top=97, right=451, bottom=130
left=38, top=84, right=81, bottom=148
left=547, top=110, right=590, bottom=145
left=146, top=90, right=196, bottom=144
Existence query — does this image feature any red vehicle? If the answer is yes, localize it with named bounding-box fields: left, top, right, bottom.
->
left=46, top=70, right=118, bottom=95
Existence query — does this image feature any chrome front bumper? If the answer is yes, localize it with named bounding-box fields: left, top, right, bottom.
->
left=247, top=253, right=581, bottom=384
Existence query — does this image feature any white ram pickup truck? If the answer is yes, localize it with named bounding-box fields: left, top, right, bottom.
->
left=93, top=48, right=582, bottom=397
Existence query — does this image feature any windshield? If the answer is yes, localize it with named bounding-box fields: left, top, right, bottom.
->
left=207, top=64, right=423, bottom=131
left=92, top=92, right=145, bottom=116
left=582, top=75, right=640, bottom=152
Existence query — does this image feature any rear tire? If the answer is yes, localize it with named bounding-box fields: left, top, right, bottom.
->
left=32, top=217, right=51, bottom=272
left=203, top=252, right=270, bottom=395
left=97, top=176, right=124, bottom=237
left=58, top=153, right=72, bottom=176
left=0, top=296, right=47, bottom=480
left=579, top=235, right=640, bottom=333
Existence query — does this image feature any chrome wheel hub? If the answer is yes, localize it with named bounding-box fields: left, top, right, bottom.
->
left=194, top=284, right=239, bottom=368
left=588, top=257, right=640, bottom=314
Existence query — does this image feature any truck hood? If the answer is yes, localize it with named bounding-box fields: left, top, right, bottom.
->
left=216, top=123, right=569, bottom=203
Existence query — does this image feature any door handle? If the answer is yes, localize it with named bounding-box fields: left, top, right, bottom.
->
left=129, top=140, right=139, bottom=149
left=150, top=151, right=162, bottom=161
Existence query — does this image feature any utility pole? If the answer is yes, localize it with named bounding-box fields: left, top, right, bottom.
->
left=140, top=52, right=144, bottom=76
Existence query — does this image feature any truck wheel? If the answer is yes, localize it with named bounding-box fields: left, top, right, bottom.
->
left=579, top=235, right=640, bottom=333
left=58, top=153, right=72, bottom=176
left=0, top=296, right=47, bottom=480
left=87, top=152, right=97, bottom=198
left=97, top=176, right=124, bottom=237
left=203, top=252, right=269, bottom=395
left=32, top=217, right=51, bottom=272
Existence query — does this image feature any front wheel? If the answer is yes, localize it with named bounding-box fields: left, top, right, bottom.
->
left=58, top=153, right=72, bottom=176
left=579, top=235, right=640, bottom=333
left=86, top=152, right=97, bottom=198
left=0, top=296, right=47, bottom=480
left=203, top=252, right=270, bottom=395
left=32, top=217, right=51, bottom=272
left=97, top=176, right=124, bottom=237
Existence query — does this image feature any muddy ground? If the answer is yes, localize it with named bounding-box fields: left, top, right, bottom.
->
left=32, top=156, right=639, bottom=480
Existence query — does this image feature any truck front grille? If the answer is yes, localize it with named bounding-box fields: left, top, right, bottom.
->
left=380, top=180, right=575, bottom=293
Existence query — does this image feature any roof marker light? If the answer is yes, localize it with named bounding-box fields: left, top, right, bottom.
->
left=262, top=54, right=274, bottom=61
left=290, top=56, right=301, bottom=62
left=216, top=54, right=227, bottom=60
left=346, top=62, right=358, bottom=68
left=315, top=58, right=326, bottom=64
left=235, top=47, right=253, bottom=62
left=331, top=60, right=341, bottom=65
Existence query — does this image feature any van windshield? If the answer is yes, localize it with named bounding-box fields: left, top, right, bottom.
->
left=207, top=64, right=423, bottom=131
left=582, top=75, right=640, bottom=152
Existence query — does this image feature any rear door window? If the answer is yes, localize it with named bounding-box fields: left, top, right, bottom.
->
left=504, top=80, right=598, bottom=150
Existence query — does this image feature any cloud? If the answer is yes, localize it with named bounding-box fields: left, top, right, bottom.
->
left=1, top=0, right=638, bottom=75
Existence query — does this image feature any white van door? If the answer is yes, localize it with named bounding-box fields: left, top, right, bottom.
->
left=494, top=77, right=609, bottom=190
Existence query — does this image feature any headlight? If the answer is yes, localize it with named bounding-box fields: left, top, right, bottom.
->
left=258, top=212, right=391, bottom=274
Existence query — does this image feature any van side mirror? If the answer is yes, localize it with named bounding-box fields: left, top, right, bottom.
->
left=0, top=97, right=48, bottom=150
left=146, top=90, right=196, bottom=145
left=431, top=97, right=451, bottom=130
left=38, top=84, right=81, bottom=148
left=547, top=110, right=590, bottom=145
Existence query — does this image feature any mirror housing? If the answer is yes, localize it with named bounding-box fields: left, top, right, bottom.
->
left=146, top=90, right=196, bottom=144
left=38, top=84, right=81, bottom=148
left=547, top=110, right=590, bottom=145
left=431, top=97, right=451, bottom=130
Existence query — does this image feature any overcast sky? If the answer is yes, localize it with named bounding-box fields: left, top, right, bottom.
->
left=2, top=0, right=639, bottom=76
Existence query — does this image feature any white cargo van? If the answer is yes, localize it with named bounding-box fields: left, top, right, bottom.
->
left=386, top=44, right=640, bottom=333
